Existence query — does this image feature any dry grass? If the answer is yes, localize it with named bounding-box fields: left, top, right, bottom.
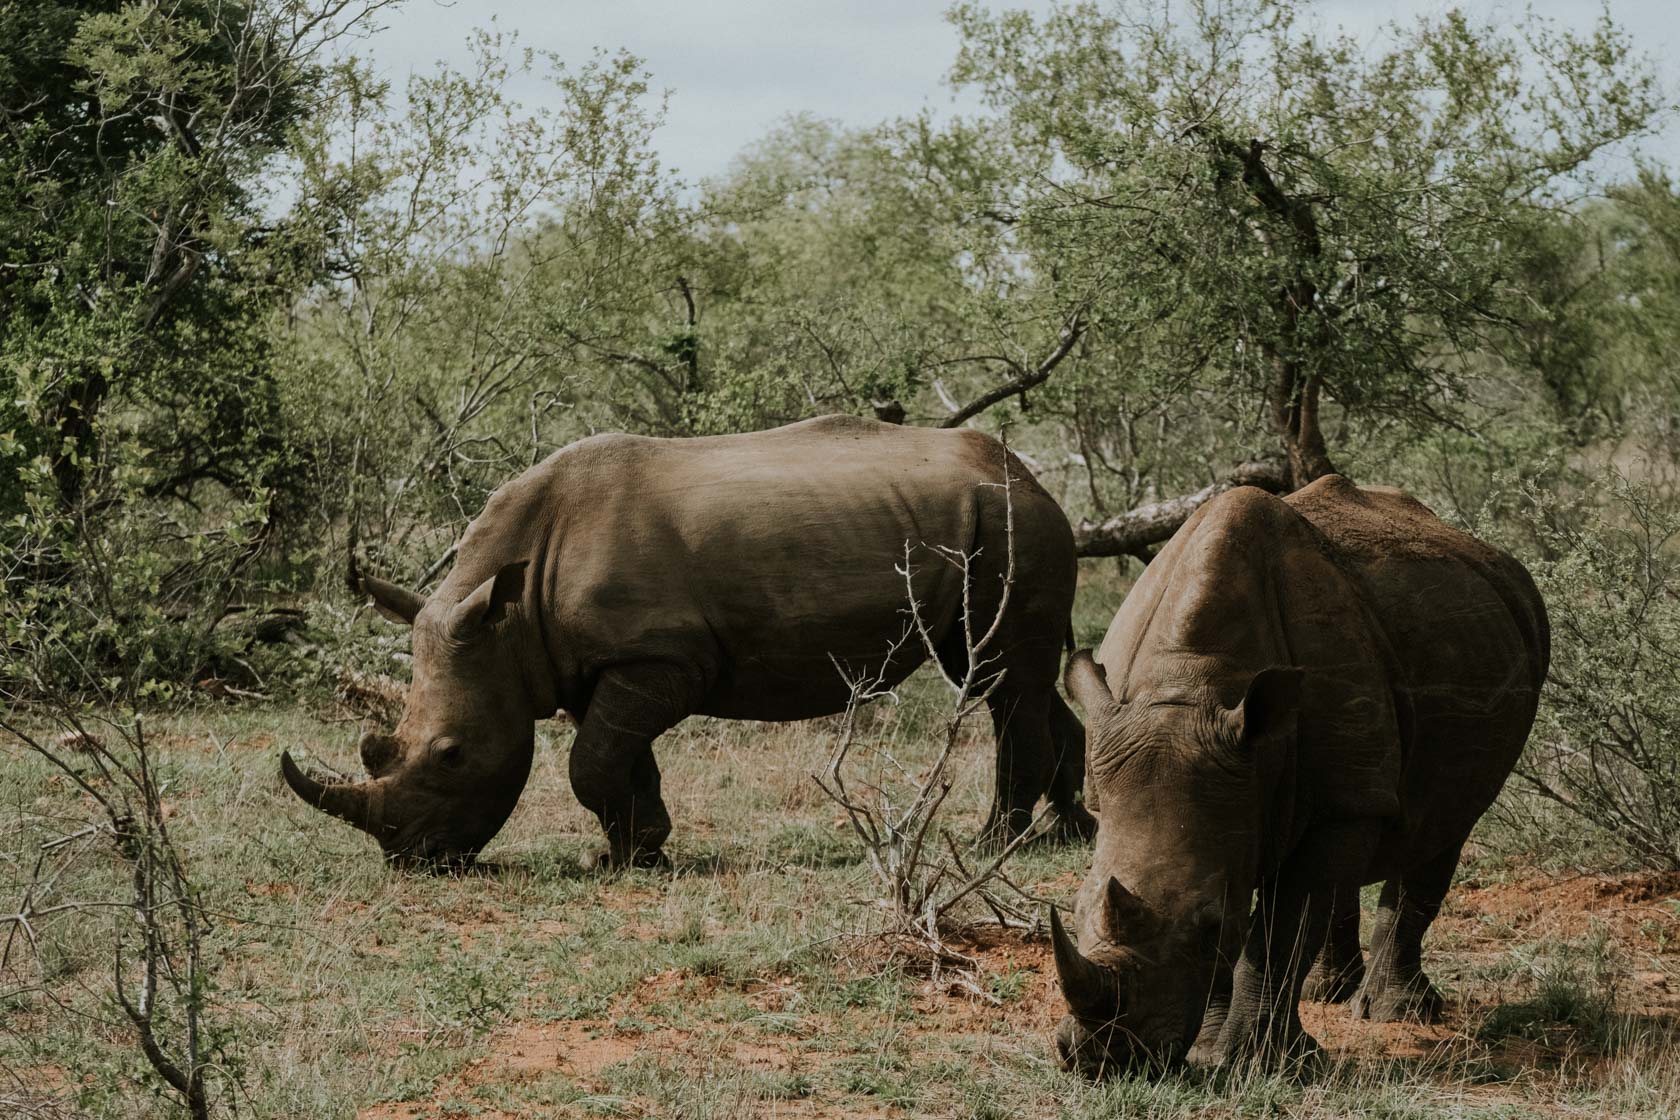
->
left=4, top=678, right=1680, bottom=1118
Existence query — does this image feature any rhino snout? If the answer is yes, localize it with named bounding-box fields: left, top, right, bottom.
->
left=1056, top=1014, right=1187, bottom=1079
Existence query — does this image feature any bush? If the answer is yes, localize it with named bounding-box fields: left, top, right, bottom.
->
left=1505, top=468, right=1680, bottom=870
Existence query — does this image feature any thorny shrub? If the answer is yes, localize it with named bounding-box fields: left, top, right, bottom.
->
left=1501, top=468, right=1680, bottom=870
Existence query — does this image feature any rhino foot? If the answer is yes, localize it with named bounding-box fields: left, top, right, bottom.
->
left=1350, top=974, right=1444, bottom=1023
left=1185, top=1033, right=1225, bottom=1069
left=1214, top=1016, right=1324, bottom=1074
left=1048, top=804, right=1099, bottom=845
left=1210, top=990, right=1325, bottom=1074
left=1302, top=957, right=1365, bottom=1004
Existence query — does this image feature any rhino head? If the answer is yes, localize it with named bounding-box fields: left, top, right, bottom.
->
left=281, top=562, right=538, bottom=870
left=1052, top=651, right=1302, bottom=1076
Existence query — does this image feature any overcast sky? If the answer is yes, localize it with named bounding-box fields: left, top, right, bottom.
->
left=364, top=1, right=1679, bottom=184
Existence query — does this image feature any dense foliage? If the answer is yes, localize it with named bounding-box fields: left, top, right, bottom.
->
left=1, top=0, right=1677, bottom=863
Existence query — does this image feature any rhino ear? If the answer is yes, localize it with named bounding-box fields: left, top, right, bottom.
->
left=363, top=573, right=426, bottom=626
left=446, top=561, right=528, bottom=640
left=1064, top=651, right=1113, bottom=716
left=1228, top=667, right=1304, bottom=748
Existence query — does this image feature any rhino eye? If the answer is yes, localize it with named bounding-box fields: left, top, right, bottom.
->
left=431, top=739, right=462, bottom=766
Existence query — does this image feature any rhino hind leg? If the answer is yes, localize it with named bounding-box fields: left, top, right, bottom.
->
left=1046, top=693, right=1098, bottom=842
left=568, top=663, right=700, bottom=870
left=970, top=686, right=1070, bottom=851
left=972, top=689, right=1052, bottom=849
left=1303, top=887, right=1365, bottom=1003
left=930, top=620, right=1059, bottom=850
left=1350, top=841, right=1463, bottom=1024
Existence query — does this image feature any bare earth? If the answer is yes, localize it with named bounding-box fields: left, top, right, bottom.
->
left=6, top=697, right=1680, bottom=1118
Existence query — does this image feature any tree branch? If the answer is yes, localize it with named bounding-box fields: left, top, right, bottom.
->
left=1073, top=459, right=1289, bottom=559
left=937, top=314, right=1086, bottom=428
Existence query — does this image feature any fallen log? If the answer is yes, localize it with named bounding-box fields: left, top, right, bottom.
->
left=1074, top=459, right=1289, bottom=560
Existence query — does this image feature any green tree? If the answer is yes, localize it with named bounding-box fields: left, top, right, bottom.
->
left=940, top=0, right=1662, bottom=489
left=0, top=0, right=395, bottom=692
left=277, top=34, right=681, bottom=582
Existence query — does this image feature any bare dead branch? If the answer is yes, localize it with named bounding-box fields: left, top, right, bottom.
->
left=816, top=439, right=1043, bottom=965
left=937, top=313, right=1087, bottom=428
left=1074, top=458, right=1289, bottom=559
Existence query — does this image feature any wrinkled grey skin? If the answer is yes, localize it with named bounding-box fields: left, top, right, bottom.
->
left=282, top=415, right=1094, bottom=870
left=1053, top=476, right=1548, bottom=1075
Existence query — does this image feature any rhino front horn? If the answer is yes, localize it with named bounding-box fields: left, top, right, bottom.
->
left=281, top=751, right=382, bottom=835
left=1051, top=905, right=1122, bottom=1022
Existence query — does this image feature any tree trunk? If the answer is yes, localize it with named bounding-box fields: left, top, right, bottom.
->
left=1270, top=362, right=1336, bottom=490
left=49, top=365, right=109, bottom=508
left=1074, top=459, right=1289, bottom=559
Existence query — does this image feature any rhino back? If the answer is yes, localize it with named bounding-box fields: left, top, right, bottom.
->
left=1093, top=485, right=1405, bottom=820
left=462, top=416, right=1072, bottom=720
left=1283, top=476, right=1548, bottom=857
left=1286, top=478, right=1549, bottom=691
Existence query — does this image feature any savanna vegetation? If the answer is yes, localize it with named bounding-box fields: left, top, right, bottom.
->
left=4, top=1, right=1680, bottom=1116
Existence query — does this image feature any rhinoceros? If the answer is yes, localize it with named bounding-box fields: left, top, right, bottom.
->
left=281, top=415, right=1095, bottom=869
left=1052, top=475, right=1548, bottom=1074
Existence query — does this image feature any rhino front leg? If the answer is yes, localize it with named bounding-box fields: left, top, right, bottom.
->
left=1215, top=878, right=1331, bottom=1068
left=1216, top=824, right=1378, bottom=1068
left=1186, top=955, right=1236, bottom=1066
left=568, top=662, right=702, bottom=870
left=1350, top=840, right=1463, bottom=1023
left=1303, top=886, right=1365, bottom=1003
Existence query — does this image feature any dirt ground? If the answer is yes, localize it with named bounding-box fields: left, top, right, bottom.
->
left=7, top=703, right=1680, bottom=1119
left=352, top=867, right=1680, bottom=1120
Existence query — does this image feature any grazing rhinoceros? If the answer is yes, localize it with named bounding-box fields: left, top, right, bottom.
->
left=1052, top=475, right=1548, bottom=1075
left=281, top=415, right=1094, bottom=869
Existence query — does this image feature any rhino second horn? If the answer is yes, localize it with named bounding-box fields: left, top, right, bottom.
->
left=1102, top=876, right=1152, bottom=938
left=281, top=751, right=381, bottom=835
left=1051, top=905, right=1122, bottom=1022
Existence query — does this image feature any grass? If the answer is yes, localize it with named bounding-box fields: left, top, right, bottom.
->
left=4, top=667, right=1680, bottom=1118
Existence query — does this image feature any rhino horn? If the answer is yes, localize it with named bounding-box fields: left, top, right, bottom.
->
left=1051, top=904, right=1122, bottom=1022
left=361, top=573, right=426, bottom=626
left=281, top=751, right=382, bottom=835
left=1101, top=876, right=1154, bottom=938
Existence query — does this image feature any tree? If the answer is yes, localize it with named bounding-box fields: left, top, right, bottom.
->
left=940, top=0, right=1662, bottom=489
left=277, top=34, right=681, bottom=581
left=0, top=0, right=396, bottom=693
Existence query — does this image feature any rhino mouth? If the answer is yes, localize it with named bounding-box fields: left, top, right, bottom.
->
left=1056, top=1015, right=1188, bottom=1079
left=384, top=831, right=483, bottom=874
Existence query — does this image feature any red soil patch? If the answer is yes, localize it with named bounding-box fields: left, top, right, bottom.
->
left=359, top=872, right=1680, bottom=1118
left=1443, top=871, right=1680, bottom=950
left=481, top=1018, right=678, bottom=1081
left=244, top=880, right=300, bottom=899
left=632, top=965, right=723, bottom=1009
left=358, top=1020, right=691, bottom=1120
left=1299, top=1002, right=1461, bottom=1061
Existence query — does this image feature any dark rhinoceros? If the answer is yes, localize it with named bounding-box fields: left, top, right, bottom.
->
left=282, top=415, right=1094, bottom=869
left=1052, top=475, right=1548, bottom=1074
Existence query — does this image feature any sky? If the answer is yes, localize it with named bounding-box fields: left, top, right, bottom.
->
left=362, top=0, right=1680, bottom=185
